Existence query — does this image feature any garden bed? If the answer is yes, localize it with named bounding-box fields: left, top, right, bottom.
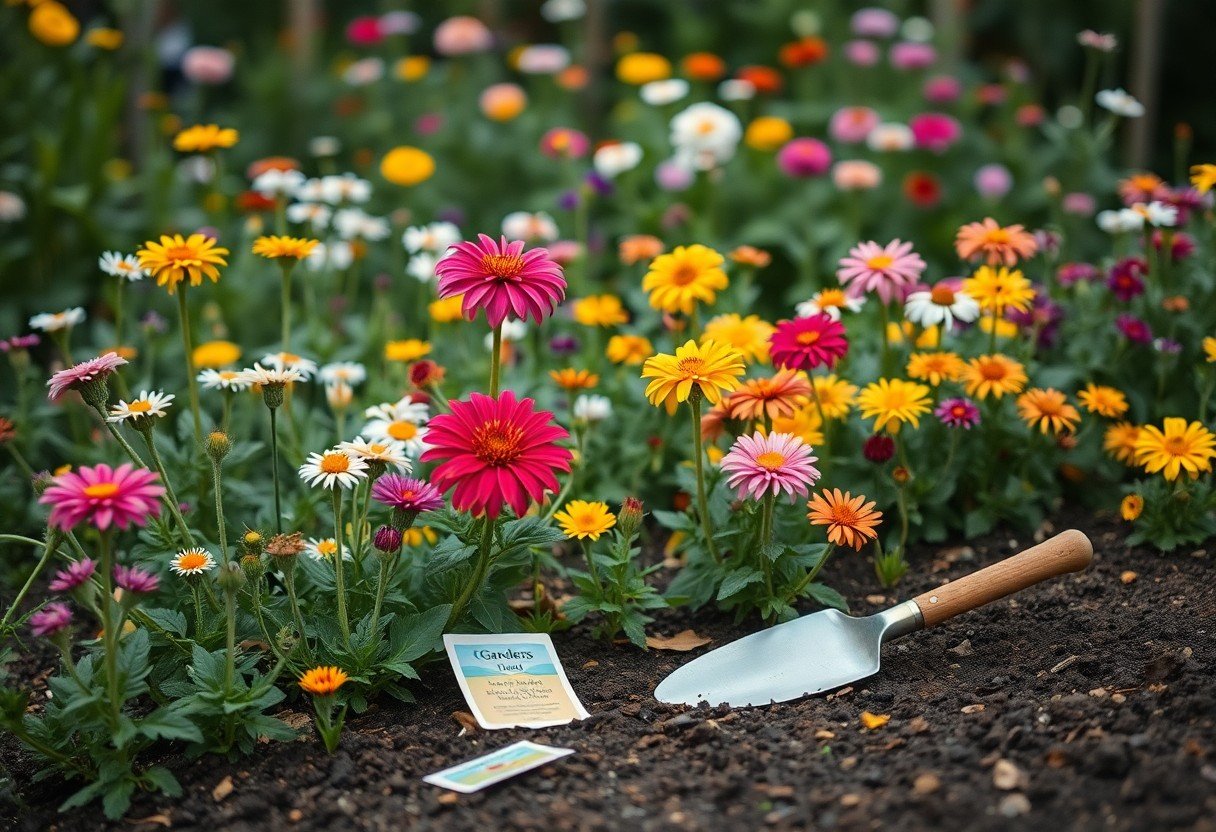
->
left=3, top=510, right=1212, bottom=831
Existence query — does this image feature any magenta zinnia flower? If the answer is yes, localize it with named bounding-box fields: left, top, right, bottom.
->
left=435, top=234, right=566, bottom=328
left=46, top=352, right=128, bottom=402
left=720, top=432, right=820, bottom=501
left=370, top=474, right=445, bottom=513
left=40, top=463, right=164, bottom=531
left=49, top=558, right=96, bottom=592
left=837, top=240, right=926, bottom=304
left=1106, top=257, right=1146, bottom=302
left=936, top=397, right=981, bottom=429
left=769, top=314, right=849, bottom=371
left=114, top=564, right=160, bottom=594
left=30, top=602, right=72, bottom=638
left=422, top=391, right=572, bottom=519
left=1115, top=313, right=1152, bottom=344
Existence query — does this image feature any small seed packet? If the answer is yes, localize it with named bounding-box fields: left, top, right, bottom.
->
left=423, top=740, right=575, bottom=793
left=442, top=633, right=590, bottom=729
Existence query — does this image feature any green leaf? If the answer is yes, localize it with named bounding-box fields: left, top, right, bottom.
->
left=189, top=645, right=225, bottom=689
left=426, top=537, right=477, bottom=573
left=140, top=607, right=187, bottom=637
left=652, top=509, right=694, bottom=532
left=141, top=766, right=182, bottom=797
left=497, top=516, right=565, bottom=556
left=139, top=706, right=203, bottom=744
left=804, top=583, right=849, bottom=612
left=716, top=568, right=763, bottom=600
left=101, top=779, right=135, bottom=819
left=388, top=604, right=450, bottom=662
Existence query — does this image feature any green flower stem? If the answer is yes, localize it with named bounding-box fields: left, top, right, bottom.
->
left=114, top=279, right=126, bottom=347
left=211, top=458, right=229, bottom=563
left=688, top=396, right=721, bottom=563
left=878, top=303, right=891, bottom=375
left=281, top=566, right=311, bottom=655
left=190, top=583, right=205, bottom=637
left=369, top=517, right=412, bottom=640
left=279, top=261, right=295, bottom=352
left=175, top=287, right=204, bottom=447
left=223, top=589, right=236, bottom=695
left=221, top=390, right=233, bottom=432
left=0, top=532, right=60, bottom=633
left=331, top=489, right=352, bottom=649
left=447, top=517, right=495, bottom=629
left=269, top=407, right=284, bottom=535
left=581, top=538, right=603, bottom=593
left=760, top=492, right=776, bottom=600
left=5, top=442, right=35, bottom=481
left=9, top=723, right=87, bottom=776
left=97, top=531, right=122, bottom=728
left=137, top=429, right=195, bottom=547
left=93, top=406, right=148, bottom=467
left=785, top=542, right=837, bottom=606
left=489, top=323, right=503, bottom=397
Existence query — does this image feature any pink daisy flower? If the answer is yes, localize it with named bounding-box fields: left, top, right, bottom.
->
left=769, top=314, right=849, bottom=371
left=720, top=432, right=820, bottom=501
left=836, top=240, right=926, bottom=304
left=46, top=352, right=128, bottom=402
left=422, top=391, right=572, bottom=519
left=39, top=463, right=164, bottom=531
left=370, top=474, right=445, bottom=513
left=30, top=602, right=72, bottom=638
left=935, top=397, right=981, bottom=429
left=49, top=558, right=96, bottom=592
left=114, top=564, right=160, bottom=594
left=435, top=234, right=567, bottom=328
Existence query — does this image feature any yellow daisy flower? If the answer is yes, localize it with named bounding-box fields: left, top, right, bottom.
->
left=1190, top=163, right=1216, bottom=195
left=811, top=375, right=857, bottom=420
left=1134, top=418, right=1216, bottom=481
left=961, top=354, right=1027, bottom=400
left=1077, top=383, right=1129, bottom=418
left=173, top=124, right=239, bottom=153
left=573, top=295, right=629, bottom=327
left=553, top=500, right=617, bottom=541
left=906, top=351, right=966, bottom=386
left=962, top=266, right=1035, bottom=315
left=1203, top=336, right=1216, bottom=363
left=701, top=313, right=775, bottom=364
left=642, top=244, right=729, bottom=315
left=252, top=235, right=320, bottom=261
left=137, top=233, right=229, bottom=294
left=429, top=295, right=465, bottom=323
left=192, top=340, right=241, bottom=369
left=857, top=378, right=931, bottom=433
left=770, top=405, right=825, bottom=446
left=1103, top=422, right=1141, bottom=465
left=606, top=334, right=654, bottom=366
left=642, top=339, right=746, bottom=413
left=384, top=339, right=431, bottom=363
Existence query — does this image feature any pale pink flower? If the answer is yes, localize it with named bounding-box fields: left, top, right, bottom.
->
left=721, top=432, right=820, bottom=502
left=836, top=240, right=926, bottom=304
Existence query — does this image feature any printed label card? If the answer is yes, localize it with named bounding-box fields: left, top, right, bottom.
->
left=443, top=633, right=590, bottom=729
left=423, top=740, right=575, bottom=793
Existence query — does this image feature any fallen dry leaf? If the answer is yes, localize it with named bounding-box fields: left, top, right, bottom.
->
left=131, top=814, right=172, bottom=828
left=992, top=759, right=1027, bottom=790
left=859, top=711, right=890, bottom=730
left=1121, top=570, right=1138, bottom=584
left=839, top=793, right=863, bottom=807
left=814, top=729, right=836, bottom=740
left=582, top=659, right=599, bottom=668
left=212, top=775, right=234, bottom=802
left=646, top=629, right=711, bottom=651
left=907, top=716, right=931, bottom=734
left=452, top=711, right=480, bottom=733
left=438, top=792, right=459, bottom=805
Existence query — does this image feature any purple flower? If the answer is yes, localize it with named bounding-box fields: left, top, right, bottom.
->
left=1154, top=337, right=1182, bottom=355
left=1006, top=289, right=1064, bottom=348
left=584, top=172, right=613, bottom=196
left=1057, top=262, right=1100, bottom=286
left=777, top=138, right=832, bottom=178
left=890, top=42, right=937, bottom=70
left=30, top=602, right=72, bottom=638
left=49, top=558, right=96, bottom=592
left=1152, top=230, right=1196, bottom=261
left=114, top=564, right=160, bottom=594
left=1160, top=186, right=1210, bottom=226
left=549, top=334, right=580, bottom=356
left=1107, top=257, right=1147, bottom=301
left=557, top=190, right=580, bottom=212
left=373, top=525, right=402, bottom=553
left=141, top=311, right=168, bottom=334
left=1116, top=314, right=1152, bottom=344
left=936, top=397, right=981, bottom=429
left=370, top=474, right=444, bottom=513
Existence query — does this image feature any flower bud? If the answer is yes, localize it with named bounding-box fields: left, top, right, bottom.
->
left=241, top=528, right=266, bottom=556
left=79, top=376, right=112, bottom=410
left=863, top=434, right=895, bottom=464
left=618, top=497, right=644, bottom=538
left=261, top=382, right=286, bottom=410
left=206, top=430, right=232, bottom=462
left=217, top=560, right=247, bottom=595
left=31, top=470, right=55, bottom=495
left=265, top=531, right=304, bottom=571
left=892, top=465, right=911, bottom=485
left=241, top=553, right=266, bottom=584
left=373, top=525, right=402, bottom=555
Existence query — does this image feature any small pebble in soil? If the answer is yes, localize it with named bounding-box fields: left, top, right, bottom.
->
left=912, top=773, right=942, bottom=795
left=998, top=793, right=1032, bottom=817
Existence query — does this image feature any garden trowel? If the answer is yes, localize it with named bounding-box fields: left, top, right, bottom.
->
left=655, top=530, right=1093, bottom=707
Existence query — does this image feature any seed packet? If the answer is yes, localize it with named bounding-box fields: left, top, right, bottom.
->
left=442, top=633, right=590, bottom=729
left=423, top=740, right=575, bottom=793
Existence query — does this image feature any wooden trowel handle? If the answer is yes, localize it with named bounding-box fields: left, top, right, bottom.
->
left=911, top=529, right=1093, bottom=628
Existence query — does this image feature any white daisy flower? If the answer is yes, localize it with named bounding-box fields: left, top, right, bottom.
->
left=517, top=44, right=571, bottom=75
left=903, top=286, right=980, bottom=331
left=338, top=435, right=412, bottom=472
left=326, top=380, right=354, bottom=411
left=304, top=241, right=354, bottom=272
left=29, top=307, right=86, bottom=332
left=237, top=362, right=304, bottom=387
left=286, top=202, right=332, bottom=231
left=1096, top=208, right=1145, bottom=234
left=107, top=390, right=175, bottom=423
left=502, top=211, right=559, bottom=242
left=98, top=252, right=147, bottom=282
left=198, top=369, right=252, bottom=391
left=252, top=168, right=305, bottom=198
left=309, top=136, right=341, bottom=158
left=298, top=447, right=369, bottom=489
left=319, top=362, right=367, bottom=387
left=296, top=178, right=327, bottom=202
left=573, top=394, right=612, bottom=423
left=593, top=142, right=643, bottom=178
left=639, top=79, right=689, bottom=106
left=796, top=289, right=865, bottom=321
left=319, top=173, right=372, bottom=205
left=402, top=221, right=461, bottom=254
left=170, top=547, right=217, bottom=576
left=305, top=537, right=352, bottom=562
left=406, top=252, right=440, bottom=284
left=1134, top=201, right=1178, bottom=228
left=670, top=102, right=742, bottom=171
left=540, top=0, right=584, bottom=22
left=334, top=207, right=389, bottom=241
left=866, top=123, right=914, bottom=152
left=0, top=191, right=26, bottom=222
left=1095, top=88, right=1144, bottom=118
left=717, top=79, right=755, bottom=101
left=362, top=397, right=430, bottom=423
left=261, top=351, right=318, bottom=380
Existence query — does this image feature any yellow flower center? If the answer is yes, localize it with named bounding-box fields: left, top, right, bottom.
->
left=676, top=356, right=706, bottom=377
left=979, top=361, right=1007, bottom=381
left=320, top=453, right=350, bottom=474
left=472, top=421, right=524, bottom=466
left=367, top=443, right=388, bottom=454
left=755, top=451, right=786, bottom=470
left=163, top=245, right=201, bottom=265
left=930, top=286, right=957, bottom=306
left=84, top=483, right=119, bottom=499
left=796, top=330, right=821, bottom=346
left=1164, top=436, right=1189, bottom=455
left=387, top=421, right=417, bottom=441
left=696, top=119, right=716, bottom=135
left=481, top=253, right=526, bottom=280
left=817, top=289, right=846, bottom=307
left=178, top=553, right=208, bottom=571
left=399, top=489, right=416, bottom=502
left=128, top=400, right=152, bottom=413
left=318, top=540, right=338, bottom=556
left=983, top=228, right=1011, bottom=246
left=866, top=254, right=894, bottom=270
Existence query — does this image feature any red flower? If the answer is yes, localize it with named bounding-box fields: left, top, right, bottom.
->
left=436, top=234, right=567, bottom=328
left=769, top=314, right=849, bottom=372
left=422, top=391, right=572, bottom=519
left=903, top=171, right=941, bottom=208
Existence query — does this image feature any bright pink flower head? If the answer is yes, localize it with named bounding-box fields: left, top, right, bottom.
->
left=923, top=75, right=962, bottom=104
left=422, top=391, right=572, bottom=519
left=829, top=106, right=880, bottom=144
left=346, top=16, right=384, bottom=46
left=40, top=463, right=163, bottom=531
left=370, top=474, right=445, bottom=514
left=837, top=239, right=926, bottom=304
left=1062, top=192, right=1096, bottom=216
left=539, top=127, right=590, bottom=160
left=433, top=15, right=493, bottom=56
left=843, top=40, right=880, bottom=67
left=909, top=113, right=962, bottom=153
left=436, top=234, right=567, bottom=328
left=181, top=46, right=235, bottom=85
left=1115, top=313, right=1152, bottom=345
left=1057, top=262, right=1100, bottom=286
left=114, top=564, right=159, bottom=594
left=935, top=397, right=981, bottom=429
left=850, top=8, right=899, bottom=38
left=974, top=164, right=1013, bottom=199
left=769, top=314, right=849, bottom=372
left=1107, top=257, right=1147, bottom=302
left=49, top=558, right=96, bottom=592
left=890, top=42, right=936, bottom=70
left=1153, top=230, right=1196, bottom=261
left=47, top=352, right=127, bottom=402
left=777, top=138, right=832, bottom=178
left=721, top=432, right=820, bottom=502
left=30, top=602, right=72, bottom=638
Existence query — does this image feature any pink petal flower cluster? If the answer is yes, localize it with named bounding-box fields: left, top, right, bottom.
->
left=46, top=352, right=128, bottom=402
left=49, top=558, right=96, bottom=592
left=30, top=602, right=72, bottom=638
left=721, top=432, right=820, bottom=501
left=40, top=463, right=163, bottom=531
left=422, top=391, right=572, bottom=519
left=837, top=239, right=926, bottom=304
left=436, top=234, right=567, bottom=328
left=114, top=564, right=160, bottom=594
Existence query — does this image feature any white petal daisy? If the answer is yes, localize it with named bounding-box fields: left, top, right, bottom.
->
left=338, top=435, right=412, bottom=471
left=795, top=288, right=865, bottom=321
left=362, top=397, right=430, bottom=423
left=107, top=390, right=175, bottom=423
left=903, top=286, right=980, bottom=331
left=29, top=307, right=86, bottom=332
left=99, top=251, right=147, bottom=282
left=170, top=547, right=217, bottom=576
left=298, top=448, right=369, bottom=489
left=198, top=369, right=252, bottom=391
left=305, top=537, right=352, bottom=562
left=261, top=351, right=318, bottom=380
left=319, top=361, right=367, bottom=386
left=238, top=362, right=304, bottom=387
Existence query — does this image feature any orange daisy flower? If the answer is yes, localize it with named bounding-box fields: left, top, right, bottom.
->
left=726, top=368, right=811, bottom=422
left=954, top=218, right=1038, bottom=267
left=807, top=489, right=883, bottom=550
left=1016, top=388, right=1081, bottom=435
left=550, top=368, right=599, bottom=390
left=961, top=354, right=1027, bottom=400
left=1103, top=422, right=1141, bottom=465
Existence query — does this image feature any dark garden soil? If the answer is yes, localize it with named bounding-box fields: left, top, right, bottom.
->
left=3, top=510, right=1214, bottom=831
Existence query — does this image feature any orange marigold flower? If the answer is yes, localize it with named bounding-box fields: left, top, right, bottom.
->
left=961, top=354, right=1027, bottom=400
left=681, top=52, right=726, bottom=81
left=1016, top=388, right=1081, bottom=435
left=807, top=489, right=882, bottom=550
left=726, top=368, right=811, bottom=422
left=1103, top=422, right=1141, bottom=465
left=619, top=234, right=664, bottom=266
left=299, top=666, right=348, bottom=696
left=1076, top=383, right=1128, bottom=418
left=550, top=368, right=599, bottom=390
left=906, top=351, right=966, bottom=386
left=1120, top=494, right=1143, bottom=521
left=729, top=245, right=772, bottom=268
left=954, top=218, right=1038, bottom=267
left=779, top=36, right=829, bottom=68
